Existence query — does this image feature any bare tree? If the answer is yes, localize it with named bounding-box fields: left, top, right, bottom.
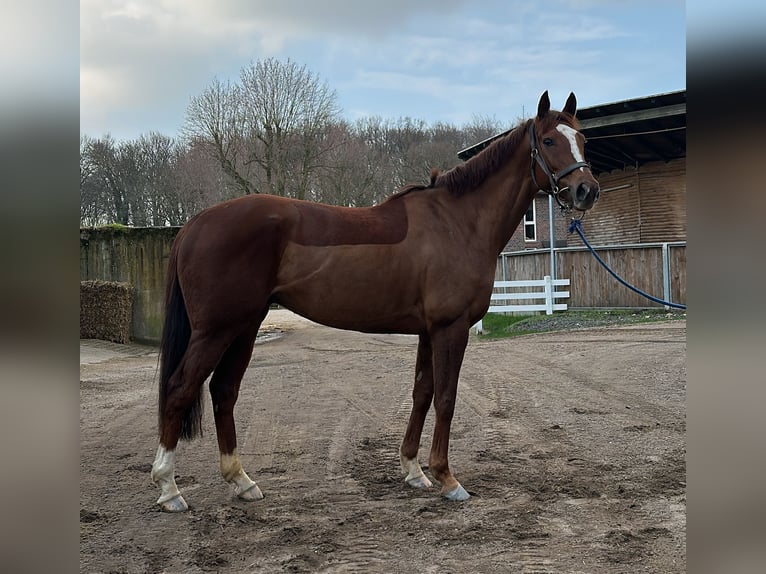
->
left=462, top=114, right=509, bottom=151
left=312, top=121, right=391, bottom=206
left=183, top=78, right=253, bottom=195
left=81, top=133, right=195, bottom=226
left=80, top=135, right=129, bottom=224
left=135, top=133, right=179, bottom=225
left=116, top=140, right=150, bottom=225
left=81, top=70, right=510, bottom=225
left=171, top=139, right=230, bottom=222
left=311, top=116, right=469, bottom=207
left=184, top=58, right=341, bottom=199
left=81, top=139, right=113, bottom=226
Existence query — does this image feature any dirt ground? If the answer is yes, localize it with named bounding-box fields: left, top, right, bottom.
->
left=80, top=311, right=686, bottom=573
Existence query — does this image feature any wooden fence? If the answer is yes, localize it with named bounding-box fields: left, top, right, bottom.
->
left=496, top=242, right=686, bottom=309
left=473, top=276, right=570, bottom=333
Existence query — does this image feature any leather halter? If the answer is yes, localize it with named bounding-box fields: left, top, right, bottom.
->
left=528, top=123, right=590, bottom=212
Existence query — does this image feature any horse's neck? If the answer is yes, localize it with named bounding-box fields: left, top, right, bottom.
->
left=467, top=153, right=537, bottom=255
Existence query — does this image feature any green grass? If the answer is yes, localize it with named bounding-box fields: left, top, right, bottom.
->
left=478, top=313, right=540, bottom=338
left=476, top=309, right=686, bottom=339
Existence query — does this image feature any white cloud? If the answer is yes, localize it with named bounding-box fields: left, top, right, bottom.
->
left=80, top=0, right=471, bottom=134
left=80, top=0, right=684, bottom=140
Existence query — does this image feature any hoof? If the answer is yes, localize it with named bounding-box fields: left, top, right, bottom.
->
left=236, top=483, right=264, bottom=501
left=442, top=484, right=470, bottom=501
left=405, top=475, right=433, bottom=489
left=158, top=493, right=188, bottom=512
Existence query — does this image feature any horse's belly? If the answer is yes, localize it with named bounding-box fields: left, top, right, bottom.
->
left=272, top=244, right=422, bottom=333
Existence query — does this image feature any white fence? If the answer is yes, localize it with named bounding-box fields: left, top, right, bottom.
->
left=473, top=276, right=570, bottom=334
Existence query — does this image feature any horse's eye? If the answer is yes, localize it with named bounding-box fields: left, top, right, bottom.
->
left=543, top=138, right=554, bottom=147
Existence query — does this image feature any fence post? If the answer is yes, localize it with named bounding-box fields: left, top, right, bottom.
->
left=662, top=243, right=671, bottom=310
left=544, top=275, right=553, bottom=315
left=548, top=194, right=557, bottom=280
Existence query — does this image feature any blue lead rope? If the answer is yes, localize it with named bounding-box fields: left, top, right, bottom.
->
left=568, top=219, right=687, bottom=310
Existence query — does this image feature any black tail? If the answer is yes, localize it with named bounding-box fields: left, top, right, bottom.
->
left=158, top=245, right=203, bottom=441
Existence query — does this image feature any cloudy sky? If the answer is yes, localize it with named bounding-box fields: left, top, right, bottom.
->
left=80, top=0, right=687, bottom=142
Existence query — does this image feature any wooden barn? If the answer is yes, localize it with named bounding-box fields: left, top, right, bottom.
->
left=458, top=89, right=687, bottom=308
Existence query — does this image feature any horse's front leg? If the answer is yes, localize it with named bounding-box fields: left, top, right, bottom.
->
left=400, top=334, right=434, bottom=489
left=209, top=332, right=263, bottom=502
left=428, top=322, right=471, bottom=501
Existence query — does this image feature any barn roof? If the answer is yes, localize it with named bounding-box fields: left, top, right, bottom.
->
left=457, top=89, right=686, bottom=175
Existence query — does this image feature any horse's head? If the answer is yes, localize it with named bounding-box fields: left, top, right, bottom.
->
left=530, top=91, right=600, bottom=213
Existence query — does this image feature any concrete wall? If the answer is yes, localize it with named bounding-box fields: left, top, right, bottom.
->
left=80, top=226, right=179, bottom=343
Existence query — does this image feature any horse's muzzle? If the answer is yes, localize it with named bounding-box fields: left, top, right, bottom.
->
left=573, top=181, right=600, bottom=211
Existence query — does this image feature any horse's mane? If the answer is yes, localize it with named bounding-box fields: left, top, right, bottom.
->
left=387, top=111, right=579, bottom=200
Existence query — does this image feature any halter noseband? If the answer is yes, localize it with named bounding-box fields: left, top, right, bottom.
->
left=529, top=123, right=590, bottom=213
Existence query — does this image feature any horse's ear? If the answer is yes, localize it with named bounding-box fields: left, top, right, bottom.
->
left=564, top=92, right=577, bottom=116
left=537, top=91, right=550, bottom=119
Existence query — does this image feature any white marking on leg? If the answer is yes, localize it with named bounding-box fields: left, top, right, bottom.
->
left=399, top=450, right=433, bottom=489
left=220, top=449, right=263, bottom=500
left=443, top=483, right=470, bottom=501
left=151, top=445, right=188, bottom=511
left=556, top=124, right=585, bottom=172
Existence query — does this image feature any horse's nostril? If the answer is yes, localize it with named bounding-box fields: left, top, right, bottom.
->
left=576, top=182, right=599, bottom=204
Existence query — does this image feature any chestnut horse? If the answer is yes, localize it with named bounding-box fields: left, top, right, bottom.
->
left=151, top=91, right=599, bottom=511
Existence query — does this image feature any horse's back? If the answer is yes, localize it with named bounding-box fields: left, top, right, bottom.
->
left=179, top=193, right=408, bottom=249
left=288, top=198, right=407, bottom=247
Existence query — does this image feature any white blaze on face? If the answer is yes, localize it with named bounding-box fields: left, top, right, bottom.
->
left=556, top=124, right=585, bottom=172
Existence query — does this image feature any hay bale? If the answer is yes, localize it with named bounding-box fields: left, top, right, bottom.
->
left=80, top=280, right=134, bottom=343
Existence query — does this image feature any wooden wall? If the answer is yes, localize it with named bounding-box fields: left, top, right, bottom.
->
left=568, top=158, right=686, bottom=246
left=496, top=243, right=686, bottom=309
left=503, top=157, right=687, bottom=251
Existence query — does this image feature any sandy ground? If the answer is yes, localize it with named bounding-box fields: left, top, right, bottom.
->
left=80, top=310, right=686, bottom=573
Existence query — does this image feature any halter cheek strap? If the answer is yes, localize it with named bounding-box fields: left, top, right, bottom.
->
left=529, top=125, right=590, bottom=211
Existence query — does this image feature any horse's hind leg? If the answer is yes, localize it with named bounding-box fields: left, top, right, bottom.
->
left=153, top=333, right=232, bottom=512
left=400, top=334, right=434, bottom=489
left=209, top=326, right=263, bottom=502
